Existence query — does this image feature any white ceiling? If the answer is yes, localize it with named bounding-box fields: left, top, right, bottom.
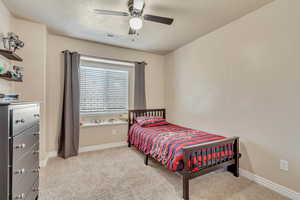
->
left=3, top=0, right=273, bottom=54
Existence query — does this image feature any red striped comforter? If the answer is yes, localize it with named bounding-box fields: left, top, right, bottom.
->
left=129, top=123, right=234, bottom=172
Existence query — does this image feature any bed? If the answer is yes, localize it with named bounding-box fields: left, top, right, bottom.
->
left=128, top=109, right=241, bottom=200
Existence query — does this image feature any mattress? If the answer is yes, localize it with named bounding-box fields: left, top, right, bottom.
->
left=129, top=123, right=234, bottom=171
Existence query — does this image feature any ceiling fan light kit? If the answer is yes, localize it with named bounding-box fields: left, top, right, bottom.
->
left=129, top=17, right=143, bottom=30
left=94, top=0, right=174, bottom=35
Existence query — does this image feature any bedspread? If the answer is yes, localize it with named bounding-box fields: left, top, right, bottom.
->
left=129, top=123, right=234, bottom=171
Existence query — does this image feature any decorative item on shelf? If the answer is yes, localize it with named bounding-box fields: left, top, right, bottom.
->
left=119, top=113, right=129, bottom=121
left=108, top=118, right=115, bottom=123
left=0, top=64, right=4, bottom=74
left=0, top=67, right=23, bottom=82
left=13, top=65, right=23, bottom=80
left=2, top=32, right=25, bottom=52
left=0, top=32, right=24, bottom=61
left=0, top=33, right=5, bottom=49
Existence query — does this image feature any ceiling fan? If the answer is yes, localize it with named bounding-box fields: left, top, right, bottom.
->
left=94, top=0, right=174, bottom=35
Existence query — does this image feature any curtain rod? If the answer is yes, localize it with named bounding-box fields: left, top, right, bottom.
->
left=62, top=50, right=148, bottom=66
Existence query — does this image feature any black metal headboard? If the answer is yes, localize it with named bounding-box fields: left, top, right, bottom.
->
left=128, top=109, right=166, bottom=130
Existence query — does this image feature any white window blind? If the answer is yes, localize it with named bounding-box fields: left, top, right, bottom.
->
left=80, top=66, right=129, bottom=115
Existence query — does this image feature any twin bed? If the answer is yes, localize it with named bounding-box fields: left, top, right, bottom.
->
left=128, top=109, right=241, bottom=200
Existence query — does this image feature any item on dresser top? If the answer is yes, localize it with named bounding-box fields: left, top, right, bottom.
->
left=2, top=32, right=25, bottom=52
left=0, top=93, right=19, bottom=101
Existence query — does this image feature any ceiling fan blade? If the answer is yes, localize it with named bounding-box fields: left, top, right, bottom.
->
left=94, top=9, right=129, bottom=16
left=133, top=0, right=145, bottom=10
left=129, top=28, right=137, bottom=35
left=144, top=14, right=174, bottom=25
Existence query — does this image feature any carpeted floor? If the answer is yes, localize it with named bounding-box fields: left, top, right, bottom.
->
left=39, top=147, right=289, bottom=200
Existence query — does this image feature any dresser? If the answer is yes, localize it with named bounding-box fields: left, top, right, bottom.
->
left=0, top=102, right=40, bottom=200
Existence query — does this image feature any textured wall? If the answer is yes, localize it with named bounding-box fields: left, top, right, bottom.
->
left=0, top=0, right=13, bottom=94
left=165, top=0, right=300, bottom=193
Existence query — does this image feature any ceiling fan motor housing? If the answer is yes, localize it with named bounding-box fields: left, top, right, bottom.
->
left=128, top=0, right=145, bottom=17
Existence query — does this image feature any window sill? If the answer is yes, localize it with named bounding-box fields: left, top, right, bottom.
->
left=80, top=111, right=128, bottom=117
left=80, top=120, right=128, bottom=128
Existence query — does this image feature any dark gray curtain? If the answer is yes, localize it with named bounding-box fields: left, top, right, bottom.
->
left=58, top=51, right=80, bottom=159
left=134, top=62, right=146, bottom=109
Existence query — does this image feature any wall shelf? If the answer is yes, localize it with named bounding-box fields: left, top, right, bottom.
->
left=0, top=75, right=22, bottom=82
left=0, top=49, right=23, bottom=62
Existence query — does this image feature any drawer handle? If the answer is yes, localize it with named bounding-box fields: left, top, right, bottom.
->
left=34, top=114, right=40, bottom=118
left=15, top=119, right=25, bottom=124
left=15, top=193, right=25, bottom=199
left=33, top=150, right=39, bottom=155
left=15, top=168, right=26, bottom=175
left=33, top=132, right=40, bottom=136
left=15, top=144, right=26, bottom=149
left=32, top=167, right=40, bottom=173
left=32, top=187, right=39, bottom=192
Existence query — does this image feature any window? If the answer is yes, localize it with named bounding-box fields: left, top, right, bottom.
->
left=80, top=65, right=129, bottom=115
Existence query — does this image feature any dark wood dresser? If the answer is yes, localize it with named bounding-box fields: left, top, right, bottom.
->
left=0, top=102, right=40, bottom=200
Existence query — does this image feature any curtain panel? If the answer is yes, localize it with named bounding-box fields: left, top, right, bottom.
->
left=134, top=62, right=146, bottom=110
left=58, top=51, right=80, bottom=159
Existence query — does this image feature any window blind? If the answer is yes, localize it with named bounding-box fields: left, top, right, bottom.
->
left=80, top=66, right=129, bottom=115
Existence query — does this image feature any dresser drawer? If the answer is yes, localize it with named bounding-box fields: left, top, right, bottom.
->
left=25, top=179, right=39, bottom=200
left=13, top=144, right=39, bottom=189
left=12, top=144, right=39, bottom=199
left=13, top=125, right=39, bottom=163
left=13, top=180, right=39, bottom=200
left=12, top=105, right=39, bottom=136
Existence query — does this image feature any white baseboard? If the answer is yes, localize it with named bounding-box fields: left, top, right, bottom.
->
left=240, top=169, right=300, bottom=200
left=39, top=157, right=49, bottom=168
left=40, top=142, right=127, bottom=168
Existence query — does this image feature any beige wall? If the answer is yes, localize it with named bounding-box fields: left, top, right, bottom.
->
left=165, top=0, right=300, bottom=193
left=12, top=18, right=48, bottom=160
left=0, top=0, right=13, bottom=93
left=0, top=4, right=48, bottom=160
left=46, top=34, right=165, bottom=152
left=0, top=0, right=10, bottom=36
left=80, top=124, right=127, bottom=147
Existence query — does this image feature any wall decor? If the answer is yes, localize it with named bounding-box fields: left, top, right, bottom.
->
left=0, top=64, right=4, bottom=74
left=13, top=65, right=24, bottom=80
left=0, top=65, right=23, bottom=82
left=2, top=32, right=25, bottom=52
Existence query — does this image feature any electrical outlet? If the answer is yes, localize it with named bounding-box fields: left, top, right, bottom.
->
left=280, top=160, right=288, bottom=171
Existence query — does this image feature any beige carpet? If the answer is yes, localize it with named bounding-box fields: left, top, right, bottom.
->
left=40, top=147, right=289, bottom=200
